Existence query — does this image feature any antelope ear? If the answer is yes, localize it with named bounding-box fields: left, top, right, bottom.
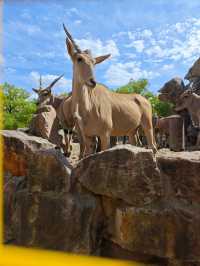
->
left=66, top=39, right=75, bottom=60
left=95, top=54, right=111, bottom=65
left=32, top=88, right=39, bottom=93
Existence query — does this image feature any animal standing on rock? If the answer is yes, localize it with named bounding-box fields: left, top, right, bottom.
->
left=32, top=75, right=74, bottom=156
left=175, top=90, right=200, bottom=148
left=63, top=24, right=157, bottom=155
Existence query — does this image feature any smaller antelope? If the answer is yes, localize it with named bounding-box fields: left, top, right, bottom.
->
left=32, top=75, right=74, bottom=156
left=175, top=90, right=200, bottom=147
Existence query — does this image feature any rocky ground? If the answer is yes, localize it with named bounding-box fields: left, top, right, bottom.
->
left=2, top=130, right=200, bottom=266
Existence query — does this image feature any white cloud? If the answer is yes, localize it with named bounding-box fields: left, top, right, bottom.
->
left=69, top=7, right=79, bottom=14
left=144, top=58, right=163, bottom=63
left=121, top=17, right=200, bottom=68
left=158, top=39, right=167, bottom=45
left=21, top=10, right=31, bottom=20
left=105, top=61, right=159, bottom=87
left=112, top=31, right=128, bottom=38
left=141, top=29, right=153, bottom=38
left=76, top=38, right=120, bottom=57
left=147, top=18, right=200, bottom=63
left=30, top=72, right=72, bottom=92
left=128, top=31, right=136, bottom=40
left=145, top=45, right=166, bottom=58
left=65, top=7, right=80, bottom=17
left=6, top=67, right=16, bottom=74
left=9, top=21, right=41, bottom=35
left=161, top=64, right=174, bottom=71
left=74, top=20, right=82, bottom=25
left=33, top=51, right=56, bottom=59
left=126, top=40, right=145, bottom=52
left=165, top=26, right=200, bottom=62
left=174, top=22, right=186, bottom=33
left=125, top=52, right=137, bottom=59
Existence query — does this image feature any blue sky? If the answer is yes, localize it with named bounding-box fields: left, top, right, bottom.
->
left=3, top=0, right=200, bottom=96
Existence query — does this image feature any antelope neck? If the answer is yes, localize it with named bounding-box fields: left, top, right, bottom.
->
left=50, top=95, right=64, bottom=110
left=72, top=76, right=92, bottom=116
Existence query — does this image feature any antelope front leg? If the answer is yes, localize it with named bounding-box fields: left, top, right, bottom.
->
left=143, top=127, right=157, bottom=154
left=84, top=136, right=97, bottom=157
left=100, top=133, right=110, bottom=151
left=191, top=113, right=199, bottom=127
left=74, top=124, right=85, bottom=159
left=73, top=104, right=87, bottom=158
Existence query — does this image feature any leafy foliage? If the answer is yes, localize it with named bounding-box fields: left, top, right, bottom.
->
left=115, top=79, right=173, bottom=117
left=149, top=96, right=174, bottom=117
left=115, top=79, right=149, bottom=95
left=2, top=83, right=37, bottom=129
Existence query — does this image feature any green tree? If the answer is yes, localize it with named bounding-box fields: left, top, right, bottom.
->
left=2, top=82, right=37, bottom=129
left=149, top=96, right=174, bottom=117
left=115, top=78, right=149, bottom=95
left=115, top=79, right=173, bottom=117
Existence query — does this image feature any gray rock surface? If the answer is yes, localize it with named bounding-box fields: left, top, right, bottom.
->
left=158, top=77, right=185, bottom=104
left=73, top=145, right=162, bottom=206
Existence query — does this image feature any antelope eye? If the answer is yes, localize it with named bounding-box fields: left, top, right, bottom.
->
left=77, top=57, right=82, bottom=63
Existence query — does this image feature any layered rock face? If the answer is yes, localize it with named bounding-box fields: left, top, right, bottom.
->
left=2, top=130, right=200, bottom=266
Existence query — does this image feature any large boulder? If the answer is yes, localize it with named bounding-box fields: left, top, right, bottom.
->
left=1, top=130, right=72, bottom=243
left=72, top=146, right=200, bottom=264
left=28, top=105, right=66, bottom=152
left=1, top=130, right=55, bottom=176
left=185, top=57, right=200, bottom=81
left=1, top=130, right=72, bottom=189
left=72, top=145, right=162, bottom=207
left=29, top=105, right=57, bottom=139
left=157, top=150, right=200, bottom=204
left=158, top=77, right=185, bottom=104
